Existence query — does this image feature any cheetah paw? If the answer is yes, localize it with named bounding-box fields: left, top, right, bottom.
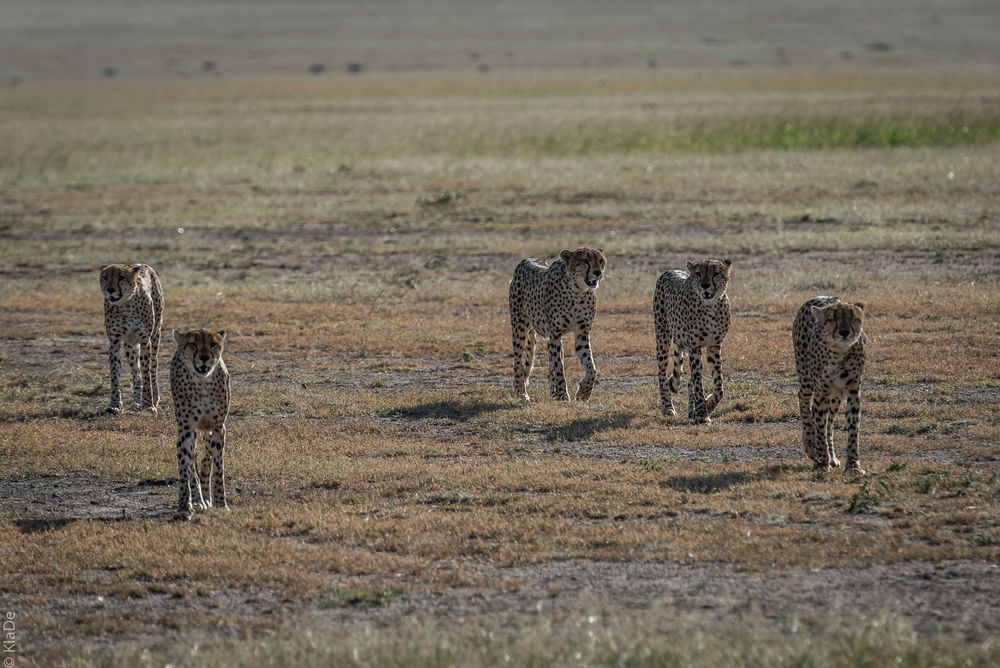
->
left=106, top=404, right=123, bottom=415
left=845, top=465, right=866, bottom=477
left=661, top=407, right=677, bottom=418
left=173, top=509, right=193, bottom=522
left=688, top=416, right=712, bottom=425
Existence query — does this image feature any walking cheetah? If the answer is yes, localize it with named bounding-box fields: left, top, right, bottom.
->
left=793, top=296, right=867, bottom=476
left=100, top=263, right=163, bottom=414
left=509, top=248, right=607, bottom=402
left=170, top=329, right=231, bottom=520
left=653, top=258, right=732, bottom=423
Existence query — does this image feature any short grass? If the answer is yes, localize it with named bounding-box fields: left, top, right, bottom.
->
left=1, top=67, right=998, bottom=664
left=81, top=609, right=1000, bottom=668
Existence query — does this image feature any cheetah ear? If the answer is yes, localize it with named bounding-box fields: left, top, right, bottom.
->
left=853, top=302, right=865, bottom=312
left=130, top=264, right=142, bottom=272
left=810, top=305, right=828, bottom=321
left=217, top=329, right=227, bottom=341
left=686, top=261, right=697, bottom=273
left=172, top=329, right=183, bottom=344
left=559, top=249, right=573, bottom=263
left=722, top=258, right=732, bottom=267
left=100, top=265, right=110, bottom=273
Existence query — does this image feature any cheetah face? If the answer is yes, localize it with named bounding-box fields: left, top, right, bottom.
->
left=686, top=258, right=732, bottom=304
left=811, top=301, right=864, bottom=352
left=560, top=247, right=607, bottom=292
left=100, top=264, right=141, bottom=305
left=174, top=329, right=226, bottom=377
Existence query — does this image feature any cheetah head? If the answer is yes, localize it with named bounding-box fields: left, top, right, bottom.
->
left=686, top=258, right=732, bottom=304
left=173, top=329, right=226, bottom=378
left=100, top=264, right=142, bottom=305
left=560, top=247, right=607, bottom=292
left=811, top=300, right=865, bottom=352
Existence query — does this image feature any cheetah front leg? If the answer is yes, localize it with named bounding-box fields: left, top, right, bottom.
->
left=106, top=337, right=124, bottom=414
left=655, top=322, right=678, bottom=417
left=209, top=425, right=229, bottom=510
left=687, top=347, right=710, bottom=424
left=825, top=397, right=843, bottom=468
left=175, top=425, right=207, bottom=521
left=705, top=344, right=724, bottom=416
left=511, top=316, right=534, bottom=402
left=198, top=441, right=213, bottom=509
left=845, top=387, right=865, bottom=475
left=124, top=342, right=143, bottom=411
left=547, top=336, right=570, bottom=401
left=574, top=332, right=597, bottom=401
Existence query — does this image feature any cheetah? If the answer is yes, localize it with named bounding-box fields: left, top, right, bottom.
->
left=653, top=258, right=732, bottom=423
left=170, top=329, right=231, bottom=520
left=509, top=247, right=607, bottom=402
left=792, top=296, right=867, bottom=476
left=100, top=263, right=163, bottom=414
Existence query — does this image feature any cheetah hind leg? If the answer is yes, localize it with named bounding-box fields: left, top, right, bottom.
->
left=668, top=341, right=684, bottom=393
left=658, top=340, right=683, bottom=417
left=511, top=318, right=534, bottom=402
left=825, top=398, right=842, bottom=468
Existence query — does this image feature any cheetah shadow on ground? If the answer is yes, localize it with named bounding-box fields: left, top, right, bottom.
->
left=4, top=406, right=122, bottom=422
left=660, top=464, right=795, bottom=494
left=2, top=472, right=177, bottom=532
left=544, top=413, right=636, bottom=442
left=382, top=399, right=511, bottom=423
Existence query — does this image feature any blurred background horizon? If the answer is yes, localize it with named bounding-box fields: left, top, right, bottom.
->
left=3, top=0, right=999, bottom=82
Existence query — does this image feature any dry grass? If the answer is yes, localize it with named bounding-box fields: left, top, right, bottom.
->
left=1, top=66, right=999, bottom=664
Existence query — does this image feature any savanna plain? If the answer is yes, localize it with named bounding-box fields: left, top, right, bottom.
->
left=1, top=50, right=1000, bottom=668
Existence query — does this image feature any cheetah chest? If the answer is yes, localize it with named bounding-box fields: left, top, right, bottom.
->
left=186, top=395, right=226, bottom=430
left=821, top=364, right=849, bottom=395
left=108, top=305, right=152, bottom=342
left=671, top=300, right=729, bottom=351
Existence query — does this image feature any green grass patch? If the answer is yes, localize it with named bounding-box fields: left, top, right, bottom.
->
left=487, top=114, right=1000, bottom=157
